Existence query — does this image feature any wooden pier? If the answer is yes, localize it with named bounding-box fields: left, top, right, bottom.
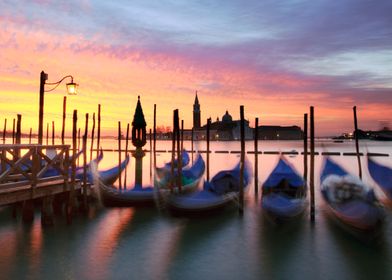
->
left=0, top=144, right=83, bottom=224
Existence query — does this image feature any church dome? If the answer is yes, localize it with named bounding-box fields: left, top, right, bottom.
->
left=222, top=110, right=232, bottom=123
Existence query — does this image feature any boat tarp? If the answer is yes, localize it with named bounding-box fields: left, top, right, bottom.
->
left=320, top=157, right=348, bottom=183
left=368, top=157, right=392, bottom=197
left=262, top=158, right=304, bottom=188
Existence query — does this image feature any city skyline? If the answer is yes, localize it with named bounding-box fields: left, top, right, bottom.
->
left=0, top=1, right=391, bottom=137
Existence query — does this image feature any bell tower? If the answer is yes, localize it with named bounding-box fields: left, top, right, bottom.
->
left=193, top=92, right=201, bottom=129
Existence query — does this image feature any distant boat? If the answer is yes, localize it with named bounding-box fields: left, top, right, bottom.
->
left=165, top=158, right=252, bottom=214
left=367, top=157, right=392, bottom=204
left=320, top=157, right=384, bottom=233
left=261, top=156, right=307, bottom=221
left=333, top=140, right=344, bottom=143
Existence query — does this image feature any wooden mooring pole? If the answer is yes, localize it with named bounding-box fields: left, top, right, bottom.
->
left=124, top=123, right=130, bottom=188
left=176, top=113, right=182, bottom=193
left=2, top=118, right=6, bottom=144
left=149, top=128, right=152, bottom=180
left=90, top=113, right=96, bottom=161
left=309, top=107, right=315, bottom=223
left=206, top=118, right=211, bottom=181
left=82, top=113, right=89, bottom=211
left=52, top=121, right=55, bottom=145
left=191, top=128, right=194, bottom=164
left=353, top=106, right=362, bottom=179
left=303, top=113, right=308, bottom=182
left=15, top=114, right=21, bottom=159
left=77, top=128, right=81, bottom=167
left=46, top=122, right=49, bottom=145
left=239, top=106, right=245, bottom=214
left=12, top=118, right=15, bottom=144
left=181, top=120, right=184, bottom=152
left=118, top=121, right=122, bottom=190
left=170, top=110, right=177, bottom=192
left=97, top=104, right=101, bottom=158
left=153, top=104, right=157, bottom=170
left=29, top=128, right=32, bottom=144
left=67, top=110, right=78, bottom=224
left=254, top=117, right=259, bottom=197
left=61, top=96, right=66, bottom=145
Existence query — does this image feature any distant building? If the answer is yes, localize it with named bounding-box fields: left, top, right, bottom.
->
left=193, top=92, right=201, bottom=129
left=187, top=110, right=253, bottom=140
left=256, top=125, right=303, bottom=140
left=180, top=94, right=303, bottom=141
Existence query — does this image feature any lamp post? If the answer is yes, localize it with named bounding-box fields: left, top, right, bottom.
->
left=38, top=71, right=78, bottom=144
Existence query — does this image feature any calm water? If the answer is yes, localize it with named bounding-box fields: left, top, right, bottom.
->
left=1, top=139, right=392, bottom=280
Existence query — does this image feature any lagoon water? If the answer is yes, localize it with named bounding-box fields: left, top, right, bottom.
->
left=1, top=139, right=392, bottom=279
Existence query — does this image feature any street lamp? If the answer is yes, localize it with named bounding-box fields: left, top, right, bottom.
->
left=38, top=70, right=78, bottom=144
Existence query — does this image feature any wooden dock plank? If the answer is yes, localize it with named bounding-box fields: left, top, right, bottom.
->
left=0, top=179, right=82, bottom=206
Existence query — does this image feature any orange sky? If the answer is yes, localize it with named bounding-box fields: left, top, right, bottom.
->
left=1, top=1, right=391, bottom=137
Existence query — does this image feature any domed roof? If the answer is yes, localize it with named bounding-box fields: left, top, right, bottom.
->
left=222, top=110, right=232, bottom=123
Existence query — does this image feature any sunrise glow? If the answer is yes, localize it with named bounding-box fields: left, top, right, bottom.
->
left=1, top=1, right=391, bottom=137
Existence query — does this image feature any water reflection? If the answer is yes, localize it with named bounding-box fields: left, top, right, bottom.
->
left=258, top=209, right=307, bottom=279
left=82, top=207, right=135, bottom=280
left=326, top=214, right=392, bottom=280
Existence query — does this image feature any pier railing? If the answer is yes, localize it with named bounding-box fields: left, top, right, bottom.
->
left=0, top=144, right=70, bottom=190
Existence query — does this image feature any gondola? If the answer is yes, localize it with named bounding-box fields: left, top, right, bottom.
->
left=367, top=156, right=392, bottom=203
left=261, top=156, right=307, bottom=221
left=76, top=154, right=130, bottom=185
left=166, top=158, right=252, bottom=214
left=154, top=153, right=205, bottom=194
left=42, top=148, right=103, bottom=178
left=320, top=157, right=384, bottom=232
left=163, top=149, right=190, bottom=169
left=96, top=180, right=157, bottom=206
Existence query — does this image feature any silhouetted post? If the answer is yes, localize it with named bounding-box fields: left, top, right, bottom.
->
left=170, top=111, right=176, bottom=192
left=118, top=121, right=122, bottom=190
left=132, top=96, right=147, bottom=187
left=15, top=114, right=22, bottom=159
left=124, top=123, right=130, bottom=188
left=153, top=104, right=157, bottom=170
left=176, top=112, right=182, bottom=193
left=12, top=118, right=15, bottom=144
left=82, top=113, right=89, bottom=210
left=254, top=117, right=259, bottom=196
left=206, top=118, right=211, bottom=181
left=181, top=119, right=184, bottom=152
left=52, top=121, right=55, bottom=145
left=2, top=118, right=6, bottom=144
left=310, top=107, right=315, bottom=223
left=90, top=113, right=95, bottom=161
left=38, top=71, right=46, bottom=144
left=67, top=110, right=77, bottom=224
left=239, top=106, right=245, bottom=214
left=77, top=128, right=81, bottom=167
left=15, top=115, right=21, bottom=144
left=29, top=128, right=32, bottom=144
left=61, top=96, right=66, bottom=145
left=303, top=113, right=308, bottom=182
left=191, top=128, right=194, bottom=164
left=149, top=128, right=152, bottom=180
left=97, top=104, right=101, bottom=158
left=46, top=122, right=50, bottom=145
left=353, top=106, right=362, bottom=179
